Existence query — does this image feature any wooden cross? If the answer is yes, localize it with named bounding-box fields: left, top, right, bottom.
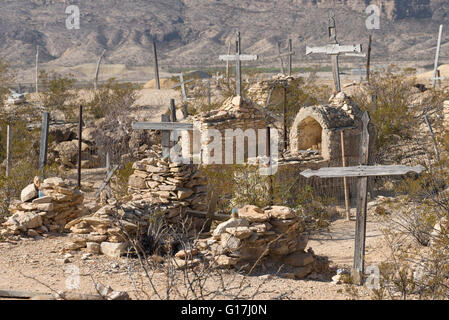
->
left=431, top=25, right=445, bottom=88
left=171, top=72, right=194, bottom=102
left=275, top=39, right=295, bottom=76
left=153, top=41, right=161, bottom=90
left=132, top=108, right=193, bottom=159
left=219, top=31, right=258, bottom=97
left=306, top=10, right=362, bottom=92
left=301, top=111, right=425, bottom=284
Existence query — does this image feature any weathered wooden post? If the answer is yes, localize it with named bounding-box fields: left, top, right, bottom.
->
left=277, top=41, right=285, bottom=75
left=38, top=112, right=50, bottom=171
left=306, top=10, right=362, bottom=92
left=352, top=111, right=371, bottom=284
left=35, top=46, right=39, bottom=94
left=6, top=125, right=11, bottom=178
left=301, top=111, right=425, bottom=285
left=170, top=99, right=177, bottom=122
left=266, top=127, right=274, bottom=205
left=432, top=25, right=444, bottom=89
left=425, top=114, right=441, bottom=162
left=288, top=39, right=293, bottom=76
left=105, top=152, right=111, bottom=199
left=219, top=31, right=258, bottom=97
left=366, top=35, right=372, bottom=83
left=94, top=49, right=106, bottom=91
left=340, top=130, right=350, bottom=221
left=153, top=41, right=161, bottom=90
left=283, top=84, right=288, bottom=151
left=77, top=105, right=83, bottom=189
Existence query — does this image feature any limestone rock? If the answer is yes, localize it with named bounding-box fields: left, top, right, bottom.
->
left=221, top=233, right=241, bottom=252
left=86, top=242, right=101, bottom=254
left=238, top=205, right=269, bottom=223
left=225, top=226, right=253, bottom=239
left=11, top=212, right=42, bottom=230
left=215, top=255, right=239, bottom=267
left=212, top=218, right=249, bottom=238
left=21, top=184, right=38, bottom=202
left=100, top=242, right=127, bottom=258
left=265, top=206, right=295, bottom=220
left=283, top=251, right=314, bottom=267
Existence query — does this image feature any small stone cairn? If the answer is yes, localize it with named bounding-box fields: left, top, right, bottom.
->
left=190, top=205, right=325, bottom=279
left=1, top=177, right=86, bottom=238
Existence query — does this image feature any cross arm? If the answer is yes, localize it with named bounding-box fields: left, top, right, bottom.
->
left=300, top=165, right=425, bottom=178
left=132, top=122, right=194, bottom=131
left=219, top=54, right=258, bottom=61
left=170, top=79, right=194, bottom=89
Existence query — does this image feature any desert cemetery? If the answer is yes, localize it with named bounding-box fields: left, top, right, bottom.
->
left=2, top=3, right=449, bottom=301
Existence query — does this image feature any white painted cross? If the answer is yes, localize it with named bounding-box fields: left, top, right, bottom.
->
left=301, top=111, right=425, bottom=284
left=171, top=72, right=194, bottom=102
left=431, top=25, right=445, bottom=88
left=306, top=10, right=362, bottom=92
left=219, top=31, right=258, bottom=97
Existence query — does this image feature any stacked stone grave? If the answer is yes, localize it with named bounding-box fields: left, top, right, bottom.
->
left=127, top=152, right=208, bottom=220
left=64, top=149, right=208, bottom=257
left=1, top=177, right=87, bottom=238
left=192, top=205, right=324, bottom=279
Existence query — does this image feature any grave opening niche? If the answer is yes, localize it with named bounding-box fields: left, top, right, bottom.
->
left=297, top=116, right=322, bottom=152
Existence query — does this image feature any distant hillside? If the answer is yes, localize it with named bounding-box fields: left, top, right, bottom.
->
left=1, top=0, right=449, bottom=80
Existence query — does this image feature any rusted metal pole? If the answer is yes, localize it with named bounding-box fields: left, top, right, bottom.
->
left=341, top=130, right=350, bottom=221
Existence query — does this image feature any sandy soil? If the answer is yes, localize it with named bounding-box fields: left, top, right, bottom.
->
left=0, top=208, right=386, bottom=300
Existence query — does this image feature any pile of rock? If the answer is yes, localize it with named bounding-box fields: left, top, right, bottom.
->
left=64, top=151, right=208, bottom=257
left=247, top=74, right=294, bottom=107
left=193, top=205, right=322, bottom=279
left=64, top=200, right=153, bottom=257
left=1, top=177, right=87, bottom=237
left=128, top=152, right=208, bottom=222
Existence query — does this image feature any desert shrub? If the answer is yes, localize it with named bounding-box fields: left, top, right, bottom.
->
left=38, top=70, right=77, bottom=121
left=352, top=66, right=416, bottom=151
left=87, top=78, right=136, bottom=119
left=111, top=161, right=134, bottom=201
left=0, top=58, right=14, bottom=110
left=200, top=163, right=335, bottom=231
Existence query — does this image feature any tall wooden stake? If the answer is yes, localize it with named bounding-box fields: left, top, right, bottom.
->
left=340, top=130, right=350, bottom=220
left=6, top=125, right=11, bottom=178
left=366, top=35, right=372, bottom=83
left=94, top=49, right=106, bottom=91
left=353, top=111, right=371, bottom=284
left=283, top=86, right=288, bottom=151
left=288, top=39, right=293, bottom=76
left=266, top=127, right=273, bottom=205
left=153, top=41, right=161, bottom=90
left=161, top=114, right=171, bottom=159
left=105, top=152, right=111, bottom=199
left=38, top=112, right=50, bottom=171
left=170, top=99, right=177, bottom=122
left=77, top=105, right=83, bottom=189
left=226, top=40, right=231, bottom=86
left=35, top=46, right=39, bottom=94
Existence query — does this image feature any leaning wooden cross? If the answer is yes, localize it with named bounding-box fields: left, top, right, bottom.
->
left=275, top=40, right=295, bottom=76
left=301, top=111, right=425, bottom=285
left=431, top=25, right=445, bottom=88
left=171, top=72, right=194, bottom=102
left=219, top=31, right=258, bottom=97
left=132, top=107, right=193, bottom=160
left=306, top=10, right=362, bottom=92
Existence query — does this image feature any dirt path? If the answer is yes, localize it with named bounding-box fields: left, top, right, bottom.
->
left=0, top=210, right=386, bottom=300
